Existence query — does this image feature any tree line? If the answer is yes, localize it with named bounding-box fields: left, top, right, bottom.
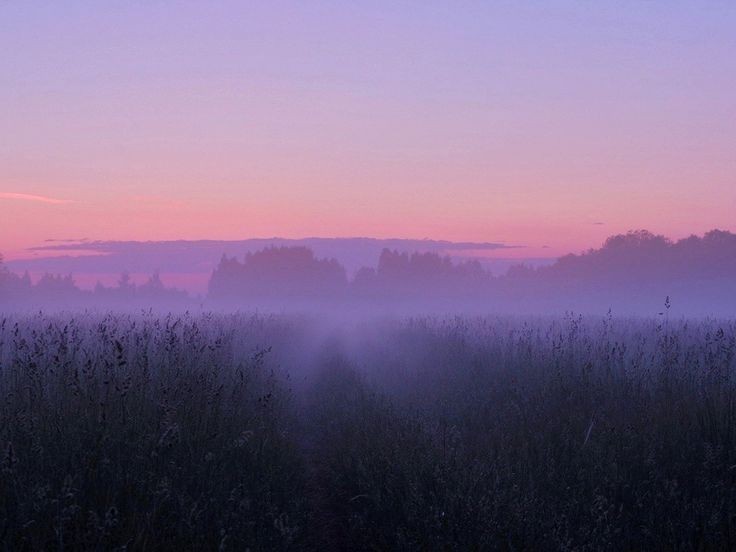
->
left=2, top=230, right=736, bottom=314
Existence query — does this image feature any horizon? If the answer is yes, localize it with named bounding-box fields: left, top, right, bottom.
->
left=3, top=233, right=550, bottom=293
left=3, top=227, right=733, bottom=297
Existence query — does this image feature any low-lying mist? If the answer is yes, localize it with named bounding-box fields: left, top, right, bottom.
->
left=1, top=310, right=735, bottom=549
left=3, top=229, right=736, bottom=317
left=2, top=230, right=735, bottom=548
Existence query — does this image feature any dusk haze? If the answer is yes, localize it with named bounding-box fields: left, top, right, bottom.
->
left=1, top=2, right=736, bottom=550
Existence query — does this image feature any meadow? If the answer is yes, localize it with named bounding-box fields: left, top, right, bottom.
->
left=1, top=311, right=735, bottom=550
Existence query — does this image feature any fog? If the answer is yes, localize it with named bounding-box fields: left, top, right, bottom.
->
left=2, top=229, right=735, bottom=317
left=2, top=229, right=736, bottom=548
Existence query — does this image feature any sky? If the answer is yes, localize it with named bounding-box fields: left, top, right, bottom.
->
left=1, top=1, right=735, bottom=261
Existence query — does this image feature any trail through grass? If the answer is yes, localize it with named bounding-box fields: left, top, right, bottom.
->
left=1, top=312, right=735, bottom=550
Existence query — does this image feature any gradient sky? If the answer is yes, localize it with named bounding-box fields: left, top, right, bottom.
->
left=2, top=1, right=735, bottom=260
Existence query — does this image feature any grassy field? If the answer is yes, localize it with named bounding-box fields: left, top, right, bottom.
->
left=1, top=311, right=735, bottom=550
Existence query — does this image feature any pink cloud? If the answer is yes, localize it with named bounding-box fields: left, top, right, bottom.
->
left=0, top=192, right=75, bottom=205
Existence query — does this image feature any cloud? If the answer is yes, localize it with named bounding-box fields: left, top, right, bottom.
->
left=0, top=192, right=75, bottom=204
left=44, top=238, right=89, bottom=243
left=16, top=237, right=519, bottom=280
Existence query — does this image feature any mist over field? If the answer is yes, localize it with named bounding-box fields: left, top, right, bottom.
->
left=2, top=230, right=736, bottom=548
left=1, top=310, right=735, bottom=549
left=3, top=0, right=736, bottom=549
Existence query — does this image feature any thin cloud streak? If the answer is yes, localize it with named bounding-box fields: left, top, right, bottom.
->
left=0, top=192, right=75, bottom=205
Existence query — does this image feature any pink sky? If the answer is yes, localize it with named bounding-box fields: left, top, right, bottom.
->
left=1, top=2, right=735, bottom=261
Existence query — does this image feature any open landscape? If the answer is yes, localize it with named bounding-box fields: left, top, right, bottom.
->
left=2, top=1, right=735, bottom=549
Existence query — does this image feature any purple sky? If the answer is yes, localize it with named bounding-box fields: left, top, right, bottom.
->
left=1, top=1, right=735, bottom=260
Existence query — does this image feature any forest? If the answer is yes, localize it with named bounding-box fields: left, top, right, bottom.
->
left=2, top=229, right=736, bottom=315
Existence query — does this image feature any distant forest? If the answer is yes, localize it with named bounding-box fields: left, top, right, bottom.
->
left=2, top=230, right=736, bottom=314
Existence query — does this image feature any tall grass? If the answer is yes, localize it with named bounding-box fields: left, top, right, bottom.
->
left=310, top=314, right=736, bottom=549
left=1, top=311, right=735, bottom=549
left=0, top=312, right=307, bottom=550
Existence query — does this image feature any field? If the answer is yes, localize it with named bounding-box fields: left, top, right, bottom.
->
left=1, top=311, right=735, bottom=550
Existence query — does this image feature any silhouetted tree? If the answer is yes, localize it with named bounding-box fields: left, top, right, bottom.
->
left=209, top=246, right=348, bottom=304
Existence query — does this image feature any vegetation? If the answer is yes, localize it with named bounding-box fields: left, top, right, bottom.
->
left=4, top=229, right=736, bottom=314
left=1, top=311, right=735, bottom=549
left=0, top=313, right=306, bottom=550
